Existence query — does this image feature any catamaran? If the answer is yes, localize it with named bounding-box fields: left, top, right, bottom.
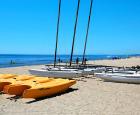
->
left=95, top=71, right=140, bottom=83
left=29, top=0, right=95, bottom=78
left=29, top=65, right=106, bottom=78
left=29, top=68, right=83, bottom=78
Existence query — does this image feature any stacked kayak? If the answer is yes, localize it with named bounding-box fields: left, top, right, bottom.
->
left=0, top=74, right=76, bottom=99
left=0, top=74, right=34, bottom=91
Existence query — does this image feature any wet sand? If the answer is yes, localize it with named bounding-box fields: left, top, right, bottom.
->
left=0, top=57, right=140, bottom=115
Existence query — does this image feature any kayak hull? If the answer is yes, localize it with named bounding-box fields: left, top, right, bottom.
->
left=22, top=80, right=76, bottom=98
left=0, top=75, right=34, bottom=91
left=0, top=74, right=76, bottom=99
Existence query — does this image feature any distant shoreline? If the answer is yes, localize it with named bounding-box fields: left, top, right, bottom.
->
left=0, top=55, right=139, bottom=68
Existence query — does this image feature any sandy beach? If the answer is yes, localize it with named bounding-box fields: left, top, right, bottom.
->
left=87, top=57, right=140, bottom=67
left=0, top=57, right=140, bottom=115
left=1, top=0, right=139, bottom=114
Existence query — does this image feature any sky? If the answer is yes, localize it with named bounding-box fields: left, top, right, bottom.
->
left=0, top=0, right=140, bottom=55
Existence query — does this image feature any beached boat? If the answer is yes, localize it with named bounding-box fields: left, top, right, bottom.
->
left=0, top=74, right=17, bottom=79
left=95, top=71, right=140, bottom=77
left=107, top=69, right=138, bottom=74
left=95, top=72, right=140, bottom=83
left=0, top=75, right=35, bottom=91
left=29, top=66, right=107, bottom=78
left=82, top=67, right=106, bottom=75
left=1, top=75, right=76, bottom=99
left=29, top=69, right=83, bottom=78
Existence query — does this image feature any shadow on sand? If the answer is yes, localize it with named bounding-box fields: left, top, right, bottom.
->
left=0, top=92, right=4, bottom=95
left=5, top=88, right=78, bottom=104
left=6, top=95, right=21, bottom=102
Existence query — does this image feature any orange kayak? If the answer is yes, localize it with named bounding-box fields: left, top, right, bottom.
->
left=0, top=74, right=16, bottom=79
left=1, top=74, right=76, bottom=99
left=0, top=75, right=34, bottom=91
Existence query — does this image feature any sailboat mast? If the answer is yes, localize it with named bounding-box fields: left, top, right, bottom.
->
left=82, top=0, right=93, bottom=64
left=54, top=0, right=61, bottom=67
left=70, top=0, right=80, bottom=66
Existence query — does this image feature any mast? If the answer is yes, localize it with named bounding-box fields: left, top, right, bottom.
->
left=70, top=0, right=80, bottom=66
left=54, top=0, right=61, bottom=67
left=82, top=0, right=93, bottom=64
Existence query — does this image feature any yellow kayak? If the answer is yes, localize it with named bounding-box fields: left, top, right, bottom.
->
left=22, top=79, right=76, bottom=99
left=1, top=74, right=76, bottom=99
left=4, top=77, right=53, bottom=95
left=0, top=75, right=34, bottom=91
left=0, top=74, right=17, bottom=79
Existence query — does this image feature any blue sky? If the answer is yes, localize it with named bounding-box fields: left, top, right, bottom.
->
left=0, top=0, right=140, bottom=55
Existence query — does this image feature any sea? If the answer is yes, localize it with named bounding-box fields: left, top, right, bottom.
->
left=0, top=54, right=139, bottom=68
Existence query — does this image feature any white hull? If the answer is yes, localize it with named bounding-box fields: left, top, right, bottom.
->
left=29, top=69, right=83, bottom=78
left=81, top=68, right=106, bottom=75
left=95, top=73, right=140, bottom=83
left=108, top=70, right=137, bottom=74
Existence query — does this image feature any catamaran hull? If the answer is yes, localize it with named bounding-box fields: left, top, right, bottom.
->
left=82, top=68, right=106, bottom=75
left=29, top=69, right=83, bottom=78
left=97, top=74, right=140, bottom=84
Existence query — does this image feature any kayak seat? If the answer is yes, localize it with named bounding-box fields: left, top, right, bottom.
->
left=0, top=75, right=35, bottom=91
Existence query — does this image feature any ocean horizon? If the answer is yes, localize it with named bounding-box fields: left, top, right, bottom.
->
left=0, top=54, right=139, bottom=68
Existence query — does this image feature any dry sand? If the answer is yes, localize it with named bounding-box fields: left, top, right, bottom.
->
left=0, top=57, right=140, bottom=115
left=87, top=57, right=140, bottom=67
